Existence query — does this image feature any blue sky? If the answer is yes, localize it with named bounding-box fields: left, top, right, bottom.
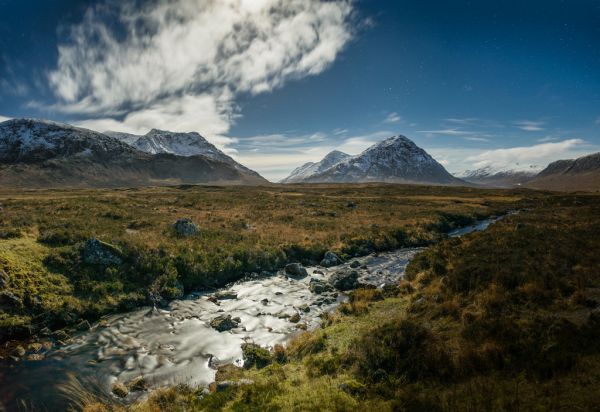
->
left=1, top=0, right=599, bottom=180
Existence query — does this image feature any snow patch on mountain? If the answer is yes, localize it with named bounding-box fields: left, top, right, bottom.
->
left=281, top=150, right=350, bottom=183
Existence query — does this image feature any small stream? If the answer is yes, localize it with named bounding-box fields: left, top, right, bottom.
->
left=0, top=217, right=502, bottom=411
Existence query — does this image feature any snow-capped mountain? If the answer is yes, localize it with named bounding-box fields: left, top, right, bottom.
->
left=0, top=118, right=139, bottom=163
left=459, top=165, right=539, bottom=188
left=0, top=119, right=266, bottom=188
left=282, top=136, right=464, bottom=185
left=281, top=150, right=350, bottom=183
left=106, top=129, right=259, bottom=177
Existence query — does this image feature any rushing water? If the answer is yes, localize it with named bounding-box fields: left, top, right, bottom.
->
left=0, top=217, right=501, bottom=411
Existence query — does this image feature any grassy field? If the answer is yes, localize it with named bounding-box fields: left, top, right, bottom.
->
left=82, top=191, right=600, bottom=411
left=0, top=184, right=531, bottom=348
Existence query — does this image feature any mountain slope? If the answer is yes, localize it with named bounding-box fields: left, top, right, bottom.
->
left=281, top=150, right=350, bottom=183
left=0, top=119, right=267, bottom=188
left=459, top=166, right=538, bottom=188
left=286, top=136, right=464, bottom=185
left=525, top=152, right=600, bottom=192
left=106, top=129, right=261, bottom=177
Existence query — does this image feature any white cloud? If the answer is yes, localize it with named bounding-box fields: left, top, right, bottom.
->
left=0, top=115, right=11, bottom=123
left=384, top=112, right=401, bottom=123
left=465, top=139, right=587, bottom=172
left=47, top=0, right=354, bottom=145
left=515, top=120, right=545, bottom=132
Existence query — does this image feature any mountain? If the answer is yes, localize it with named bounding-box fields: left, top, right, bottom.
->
left=459, top=166, right=539, bottom=188
left=525, top=152, right=600, bottom=192
left=283, top=136, right=464, bottom=185
left=105, top=129, right=260, bottom=177
left=280, top=150, right=350, bottom=183
left=0, top=119, right=267, bottom=188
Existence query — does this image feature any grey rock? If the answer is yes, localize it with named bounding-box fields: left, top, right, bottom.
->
left=83, top=238, right=123, bottom=266
left=320, top=251, right=342, bottom=267
left=309, top=278, right=334, bottom=294
left=330, top=270, right=359, bottom=291
left=214, top=291, right=238, bottom=300
left=173, top=218, right=200, bottom=236
left=284, top=263, right=308, bottom=278
left=289, top=313, right=301, bottom=323
left=210, top=314, right=239, bottom=332
left=350, top=260, right=361, bottom=268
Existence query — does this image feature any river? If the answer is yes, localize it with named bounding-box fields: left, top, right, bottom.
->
left=0, top=217, right=501, bottom=411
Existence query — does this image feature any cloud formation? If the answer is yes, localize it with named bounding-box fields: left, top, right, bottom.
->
left=384, top=112, right=401, bottom=123
left=48, top=0, right=354, bottom=141
left=515, top=120, right=545, bottom=132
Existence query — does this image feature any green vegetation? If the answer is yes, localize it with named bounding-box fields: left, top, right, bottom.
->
left=0, top=184, right=526, bottom=345
left=88, top=192, right=600, bottom=411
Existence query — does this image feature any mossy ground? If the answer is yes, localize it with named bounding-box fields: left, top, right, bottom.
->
left=85, top=192, right=600, bottom=411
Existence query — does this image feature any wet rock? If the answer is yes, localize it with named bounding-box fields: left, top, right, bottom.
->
left=261, top=298, right=269, bottom=305
left=242, top=343, right=272, bottom=369
left=0, top=291, right=21, bottom=306
left=329, top=270, right=359, bottom=291
left=207, top=296, right=219, bottom=305
left=289, top=313, right=301, bottom=323
left=210, top=314, right=239, bottom=332
left=127, top=377, right=148, bottom=392
left=75, top=320, right=91, bottom=331
left=232, top=317, right=242, bottom=323
left=309, top=278, right=334, bottom=294
left=26, top=353, right=45, bottom=361
left=83, top=238, right=123, bottom=266
left=320, top=251, right=342, bottom=267
left=213, top=379, right=254, bottom=392
left=298, top=304, right=311, bottom=313
left=112, top=382, right=129, bottom=398
left=28, top=343, right=43, bottom=353
left=275, top=291, right=283, bottom=296
left=172, top=218, right=200, bottom=237
left=52, top=329, right=70, bottom=341
left=11, top=345, right=26, bottom=358
left=350, top=260, right=361, bottom=268
left=284, top=263, right=308, bottom=278
left=313, top=269, right=325, bottom=275
left=214, top=291, right=238, bottom=300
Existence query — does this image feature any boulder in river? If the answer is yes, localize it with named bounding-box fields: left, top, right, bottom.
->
left=284, top=263, right=308, bottom=278
left=320, top=251, right=342, bottom=267
left=112, top=382, right=129, bottom=398
left=210, top=314, right=239, bottom=332
left=330, top=270, right=359, bottom=291
left=172, top=218, right=200, bottom=237
left=214, top=291, right=238, bottom=300
left=309, top=278, right=334, bottom=294
left=83, top=238, right=123, bottom=266
left=350, top=260, right=361, bottom=268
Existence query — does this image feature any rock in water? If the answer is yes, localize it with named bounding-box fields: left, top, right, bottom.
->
left=284, top=263, right=308, bottom=278
left=173, top=218, right=199, bottom=236
left=350, top=260, right=361, bottom=268
left=330, top=270, right=359, bottom=291
left=320, top=251, right=342, bottom=267
left=83, top=238, right=123, bottom=265
left=309, top=278, right=334, bottom=294
left=210, top=314, right=239, bottom=332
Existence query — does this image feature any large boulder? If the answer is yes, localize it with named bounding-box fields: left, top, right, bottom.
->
left=284, top=263, right=308, bottom=278
left=309, top=278, right=334, bottom=294
left=173, top=218, right=199, bottom=236
left=83, top=238, right=123, bottom=266
left=329, top=270, right=359, bottom=291
left=320, top=251, right=342, bottom=267
left=210, top=314, right=239, bottom=332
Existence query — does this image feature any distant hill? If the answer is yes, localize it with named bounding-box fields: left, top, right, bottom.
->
left=525, top=152, right=600, bottom=192
left=106, top=129, right=261, bottom=177
left=283, top=136, right=465, bottom=186
left=0, top=119, right=267, bottom=188
left=459, top=166, right=539, bottom=188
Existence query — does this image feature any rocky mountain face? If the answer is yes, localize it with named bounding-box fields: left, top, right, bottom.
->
left=283, top=136, right=464, bottom=185
left=0, top=119, right=267, bottom=188
left=459, top=166, right=538, bottom=188
left=525, top=152, right=600, bottom=192
left=106, top=129, right=260, bottom=177
left=281, top=150, right=350, bottom=183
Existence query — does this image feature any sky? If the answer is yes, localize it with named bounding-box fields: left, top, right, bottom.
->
left=1, top=0, right=599, bottom=181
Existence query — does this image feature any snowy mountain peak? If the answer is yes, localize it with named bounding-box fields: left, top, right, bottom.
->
left=280, top=150, right=350, bottom=183
left=0, top=118, right=138, bottom=163
left=282, top=135, right=462, bottom=185
left=106, top=128, right=261, bottom=177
